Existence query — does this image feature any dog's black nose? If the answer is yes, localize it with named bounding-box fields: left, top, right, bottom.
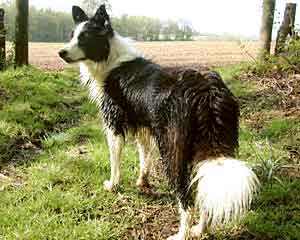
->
left=59, top=50, right=68, bottom=58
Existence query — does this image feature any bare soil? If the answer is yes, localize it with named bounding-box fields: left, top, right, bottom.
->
left=27, top=41, right=259, bottom=70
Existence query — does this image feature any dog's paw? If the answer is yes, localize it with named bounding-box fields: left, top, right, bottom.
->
left=190, top=224, right=205, bottom=237
left=166, top=234, right=181, bottom=240
left=103, top=180, right=117, bottom=192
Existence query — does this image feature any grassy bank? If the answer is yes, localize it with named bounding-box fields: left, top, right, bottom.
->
left=0, top=65, right=299, bottom=239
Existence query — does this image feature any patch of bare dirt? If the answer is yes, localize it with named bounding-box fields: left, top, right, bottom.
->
left=239, top=72, right=300, bottom=116
left=123, top=203, right=178, bottom=240
left=0, top=166, right=26, bottom=190
left=238, top=71, right=300, bottom=173
left=277, top=165, right=300, bottom=179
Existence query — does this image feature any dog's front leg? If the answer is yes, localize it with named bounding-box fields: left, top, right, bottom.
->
left=104, top=128, right=124, bottom=192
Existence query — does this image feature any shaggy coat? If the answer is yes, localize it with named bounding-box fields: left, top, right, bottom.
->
left=59, top=5, right=259, bottom=240
left=101, top=58, right=239, bottom=207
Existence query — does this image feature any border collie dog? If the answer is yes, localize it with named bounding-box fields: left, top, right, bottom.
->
left=59, top=5, right=259, bottom=240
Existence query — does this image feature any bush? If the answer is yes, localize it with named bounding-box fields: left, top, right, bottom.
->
left=247, top=38, right=300, bottom=76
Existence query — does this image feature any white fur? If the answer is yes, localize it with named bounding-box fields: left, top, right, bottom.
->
left=190, top=157, right=260, bottom=231
left=61, top=22, right=87, bottom=61
left=104, top=128, right=124, bottom=191
left=167, top=201, right=192, bottom=240
left=60, top=24, right=140, bottom=108
left=62, top=31, right=146, bottom=191
left=61, top=24, right=259, bottom=239
left=190, top=214, right=206, bottom=237
left=79, top=33, right=140, bottom=107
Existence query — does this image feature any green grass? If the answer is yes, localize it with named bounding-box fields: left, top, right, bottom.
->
left=0, top=65, right=299, bottom=239
left=217, top=62, right=258, bottom=98
left=261, top=118, right=299, bottom=140
left=0, top=66, right=97, bottom=164
left=245, top=181, right=300, bottom=239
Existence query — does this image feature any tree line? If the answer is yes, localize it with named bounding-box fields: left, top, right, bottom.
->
left=0, top=1, right=197, bottom=42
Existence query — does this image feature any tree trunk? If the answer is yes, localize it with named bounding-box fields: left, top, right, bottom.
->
left=275, top=3, right=297, bottom=55
left=260, top=0, right=276, bottom=60
left=0, top=8, right=5, bottom=70
left=15, top=0, right=29, bottom=67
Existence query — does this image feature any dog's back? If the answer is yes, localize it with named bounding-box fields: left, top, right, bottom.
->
left=188, top=70, right=239, bottom=161
left=157, top=69, right=239, bottom=181
left=155, top=69, right=258, bottom=236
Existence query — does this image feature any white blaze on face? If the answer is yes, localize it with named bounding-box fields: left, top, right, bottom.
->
left=60, top=22, right=87, bottom=61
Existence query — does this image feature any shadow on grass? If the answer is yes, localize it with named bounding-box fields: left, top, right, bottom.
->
left=0, top=67, right=97, bottom=167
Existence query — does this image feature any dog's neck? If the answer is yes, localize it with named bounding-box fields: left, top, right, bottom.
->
left=80, top=33, right=139, bottom=85
left=79, top=32, right=140, bottom=106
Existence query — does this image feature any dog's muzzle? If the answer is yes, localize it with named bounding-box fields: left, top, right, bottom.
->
left=58, top=49, right=68, bottom=59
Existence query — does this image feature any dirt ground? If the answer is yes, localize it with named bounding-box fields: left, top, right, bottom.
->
left=27, top=41, right=259, bottom=70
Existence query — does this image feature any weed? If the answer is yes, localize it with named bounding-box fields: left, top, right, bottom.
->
left=261, top=118, right=298, bottom=140
left=247, top=39, right=300, bottom=76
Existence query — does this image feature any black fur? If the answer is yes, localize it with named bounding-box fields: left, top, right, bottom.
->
left=101, top=57, right=239, bottom=208
left=72, top=5, right=113, bottom=62
left=72, top=6, right=88, bottom=25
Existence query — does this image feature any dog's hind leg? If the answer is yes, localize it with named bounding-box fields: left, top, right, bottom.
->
left=167, top=200, right=192, bottom=240
left=190, top=213, right=206, bottom=237
left=135, top=128, right=154, bottom=190
left=104, top=128, right=124, bottom=192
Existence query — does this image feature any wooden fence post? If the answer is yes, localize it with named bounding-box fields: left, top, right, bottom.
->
left=0, top=8, right=5, bottom=70
left=260, top=0, right=276, bottom=60
left=275, top=3, right=297, bottom=55
left=15, top=0, right=29, bottom=67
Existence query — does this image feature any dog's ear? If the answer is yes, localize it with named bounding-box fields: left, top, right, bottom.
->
left=72, top=6, right=88, bottom=25
left=94, top=4, right=110, bottom=26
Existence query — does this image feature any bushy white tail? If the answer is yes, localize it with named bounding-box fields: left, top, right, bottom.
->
left=190, top=157, right=259, bottom=228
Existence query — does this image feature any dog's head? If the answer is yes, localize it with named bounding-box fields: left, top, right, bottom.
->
left=59, top=5, right=113, bottom=63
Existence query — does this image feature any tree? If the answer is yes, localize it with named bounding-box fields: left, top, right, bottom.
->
left=162, top=20, right=180, bottom=40
left=0, top=0, right=12, bottom=5
left=80, top=0, right=110, bottom=16
left=1, top=1, right=196, bottom=43
left=144, top=17, right=162, bottom=41
left=178, top=19, right=193, bottom=41
left=260, top=0, right=276, bottom=59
